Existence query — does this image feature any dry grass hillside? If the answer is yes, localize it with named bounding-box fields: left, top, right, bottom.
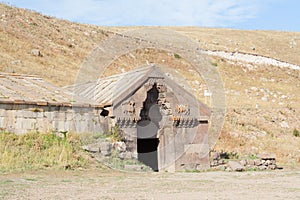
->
left=0, top=3, right=299, bottom=166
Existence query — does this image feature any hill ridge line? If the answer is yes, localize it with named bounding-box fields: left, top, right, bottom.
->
left=97, top=30, right=300, bottom=70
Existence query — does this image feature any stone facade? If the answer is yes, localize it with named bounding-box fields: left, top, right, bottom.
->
left=0, top=103, right=107, bottom=134
left=70, top=65, right=211, bottom=172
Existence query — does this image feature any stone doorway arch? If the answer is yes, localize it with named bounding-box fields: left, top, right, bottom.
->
left=137, top=83, right=162, bottom=171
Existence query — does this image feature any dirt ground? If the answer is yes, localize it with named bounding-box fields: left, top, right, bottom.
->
left=0, top=167, right=299, bottom=200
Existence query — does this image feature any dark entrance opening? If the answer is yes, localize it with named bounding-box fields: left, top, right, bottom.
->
left=137, top=83, right=162, bottom=172
left=137, top=138, right=159, bottom=171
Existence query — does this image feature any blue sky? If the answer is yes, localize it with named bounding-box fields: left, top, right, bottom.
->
left=4, top=0, right=300, bottom=32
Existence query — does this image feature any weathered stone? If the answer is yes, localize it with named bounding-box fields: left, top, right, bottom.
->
left=113, top=141, right=126, bottom=152
left=131, top=152, right=138, bottom=159
left=124, top=164, right=143, bottom=171
left=247, top=159, right=255, bottom=166
left=99, top=142, right=111, bottom=156
left=258, top=153, right=276, bottom=160
left=82, top=144, right=101, bottom=153
left=218, top=159, right=225, bottom=165
left=101, top=150, right=111, bottom=157
left=280, top=121, right=289, bottom=128
left=270, top=159, right=276, bottom=165
left=31, top=49, right=42, bottom=57
left=215, top=165, right=226, bottom=171
left=268, top=164, right=277, bottom=170
left=240, top=160, right=247, bottom=166
left=119, top=151, right=135, bottom=160
left=99, top=142, right=111, bottom=152
left=259, top=165, right=267, bottom=170
left=265, top=160, right=272, bottom=166
left=90, top=146, right=100, bottom=153
left=211, top=152, right=221, bottom=160
left=82, top=145, right=90, bottom=151
left=123, top=151, right=134, bottom=159
left=119, top=152, right=125, bottom=160
left=254, top=159, right=262, bottom=166
left=227, top=161, right=244, bottom=172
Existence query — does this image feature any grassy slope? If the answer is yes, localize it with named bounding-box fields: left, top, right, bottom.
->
left=0, top=132, right=88, bottom=173
left=0, top=3, right=299, bottom=165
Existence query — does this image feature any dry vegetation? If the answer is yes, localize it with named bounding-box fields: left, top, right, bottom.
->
left=0, top=3, right=299, bottom=166
left=0, top=131, right=88, bottom=173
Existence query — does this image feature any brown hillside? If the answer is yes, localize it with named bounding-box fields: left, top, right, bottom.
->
left=0, top=3, right=299, bottom=166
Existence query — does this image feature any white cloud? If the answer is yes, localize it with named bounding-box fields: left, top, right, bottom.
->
left=7, top=0, right=262, bottom=27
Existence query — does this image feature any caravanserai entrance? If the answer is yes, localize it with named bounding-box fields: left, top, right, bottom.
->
left=137, top=84, right=162, bottom=171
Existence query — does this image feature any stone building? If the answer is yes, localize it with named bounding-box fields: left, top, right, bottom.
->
left=68, top=65, right=211, bottom=172
left=0, top=73, right=105, bottom=134
left=0, top=66, right=211, bottom=172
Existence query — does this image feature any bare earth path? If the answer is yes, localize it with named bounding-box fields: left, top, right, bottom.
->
left=1, top=169, right=299, bottom=200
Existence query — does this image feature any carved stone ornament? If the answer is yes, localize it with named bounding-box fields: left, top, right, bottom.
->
left=116, top=117, right=138, bottom=128
left=175, top=104, right=190, bottom=115
left=172, top=116, right=199, bottom=128
left=122, top=100, right=136, bottom=115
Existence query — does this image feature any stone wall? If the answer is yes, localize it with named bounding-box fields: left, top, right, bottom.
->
left=0, top=103, right=107, bottom=134
left=111, top=78, right=210, bottom=172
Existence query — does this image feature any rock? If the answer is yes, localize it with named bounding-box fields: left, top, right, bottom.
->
left=99, top=142, right=111, bottom=152
left=250, top=87, right=258, bottom=91
left=119, top=152, right=125, bottom=160
left=212, top=152, right=221, bottom=160
left=119, top=152, right=134, bottom=160
left=101, top=150, right=111, bottom=157
left=215, top=165, right=226, bottom=171
left=258, top=153, right=276, bottom=160
left=99, top=142, right=111, bottom=156
left=124, top=164, right=143, bottom=171
left=259, top=165, right=267, bottom=170
left=31, top=49, right=42, bottom=57
left=254, top=159, right=262, bottom=166
left=227, top=161, right=244, bottom=172
left=270, top=159, right=276, bottom=165
left=211, top=160, right=218, bottom=167
left=124, top=151, right=134, bottom=159
left=247, top=159, right=255, bottom=166
left=218, top=159, right=225, bottom=165
left=280, top=95, right=287, bottom=99
left=261, top=96, right=268, bottom=102
left=268, top=164, right=277, bottom=170
left=11, top=60, right=22, bottom=65
left=113, top=141, right=126, bottom=152
left=265, top=160, right=272, bottom=166
left=132, top=152, right=138, bottom=159
left=280, top=121, right=289, bottom=128
left=240, top=160, right=247, bottom=166
left=89, top=146, right=100, bottom=153
left=81, top=145, right=99, bottom=153
left=82, top=145, right=89, bottom=151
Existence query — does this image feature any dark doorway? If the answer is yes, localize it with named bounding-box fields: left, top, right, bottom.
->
left=137, top=138, right=159, bottom=171
left=137, top=83, right=162, bottom=171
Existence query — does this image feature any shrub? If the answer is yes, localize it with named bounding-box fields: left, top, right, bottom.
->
left=174, top=53, right=181, bottom=59
left=211, top=62, right=218, bottom=67
left=293, top=129, right=299, bottom=137
left=109, top=125, right=123, bottom=142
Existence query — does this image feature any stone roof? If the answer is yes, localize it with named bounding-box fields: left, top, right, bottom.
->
left=66, top=66, right=154, bottom=107
left=0, top=73, right=96, bottom=107
left=66, top=65, right=210, bottom=113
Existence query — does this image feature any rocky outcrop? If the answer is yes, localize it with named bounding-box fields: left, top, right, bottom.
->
left=211, top=152, right=280, bottom=171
